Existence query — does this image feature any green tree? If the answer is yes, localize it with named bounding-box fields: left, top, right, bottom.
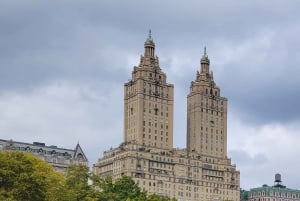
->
left=0, top=151, right=66, bottom=201
left=147, top=194, right=177, bottom=201
left=0, top=153, right=176, bottom=201
left=114, top=176, right=145, bottom=201
left=65, top=164, right=93, bottom=201
left=94, top=176, right=177, bottom=201
left=97, top=176, right=146, bottom=201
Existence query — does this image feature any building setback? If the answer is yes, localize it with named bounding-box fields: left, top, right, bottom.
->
left=0, top=139, right=88, bottom=172
left=93, top=32, right=240, bottom=201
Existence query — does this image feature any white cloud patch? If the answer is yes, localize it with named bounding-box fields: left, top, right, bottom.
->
left=0, top=81, right=123, bottom=165
left=228, top=112, right=300, bottom=189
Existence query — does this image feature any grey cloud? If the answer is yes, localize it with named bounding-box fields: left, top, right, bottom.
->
left=229, top=149, right=268, bottom=166
left=1, top=0, right=300, bottom=190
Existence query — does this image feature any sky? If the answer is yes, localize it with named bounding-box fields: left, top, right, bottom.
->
left=1, top=0, right=300, bottom=190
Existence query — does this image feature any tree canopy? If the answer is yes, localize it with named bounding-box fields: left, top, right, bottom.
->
left=0, top=151, right=66, bottom=201
left=0, top=151, right=176, bottom=201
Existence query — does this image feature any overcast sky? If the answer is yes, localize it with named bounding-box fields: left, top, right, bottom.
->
left=1, top=0, right=300, bottom=190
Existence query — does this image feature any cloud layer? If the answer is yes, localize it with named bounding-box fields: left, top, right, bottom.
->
left=1, top=0, right=300, bottom=190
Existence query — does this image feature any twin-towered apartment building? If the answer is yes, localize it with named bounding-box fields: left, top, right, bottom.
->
left=93, top=32, right=240, bottom=201
left=0, top=31, right=240, bottom=201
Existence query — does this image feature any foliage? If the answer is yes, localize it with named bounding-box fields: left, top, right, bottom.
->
left=0, top=152, right=176, bottom=201
left=97, top=176, right=147, bottom=201
left=65, top=164, right=95, bottom=201
left=0, top=151, right=66, bottom=201
left=147, top=194, right=177, bottom=201
left=96, top=176, right=176, bottom=201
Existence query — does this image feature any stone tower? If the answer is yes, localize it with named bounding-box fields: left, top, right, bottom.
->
left=124, top=31, right=174, bottom=150
left=187, top=48, right=227, bottom=158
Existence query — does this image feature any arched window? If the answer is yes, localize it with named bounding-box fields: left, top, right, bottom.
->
left=77, top=153, right=83, bottom=159
left=39, top=148, right=43, bottom=154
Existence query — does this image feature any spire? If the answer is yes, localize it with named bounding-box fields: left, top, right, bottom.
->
left=201, top=46, right=209, bottom=61
left=144, top=29, right=155, bottom=57
left=147, top=29, right=152, bottom=41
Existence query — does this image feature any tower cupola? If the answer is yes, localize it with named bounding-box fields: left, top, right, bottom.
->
left=200, top=47, right=210, bottom=73
left=144, top=29, right=155, bottom=57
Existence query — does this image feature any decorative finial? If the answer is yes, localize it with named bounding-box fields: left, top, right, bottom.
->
left=201, top=46, right=210, bottom=64
left=148, top=29, right=152, bottom=40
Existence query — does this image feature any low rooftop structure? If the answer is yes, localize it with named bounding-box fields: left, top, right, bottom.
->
left=0, top=138, right=88, bottom=172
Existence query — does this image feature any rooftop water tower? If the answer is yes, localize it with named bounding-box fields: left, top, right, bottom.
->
left=274, top=173, right=285, bottom=188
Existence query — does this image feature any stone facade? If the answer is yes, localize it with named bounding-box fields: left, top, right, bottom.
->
left=123, top=33, right=174, bottom=150
left=0, top=139, right=88, bottom=172
left=187, top=48, right=227, bottom=158
left=93, top=32, right=240, bottom=201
